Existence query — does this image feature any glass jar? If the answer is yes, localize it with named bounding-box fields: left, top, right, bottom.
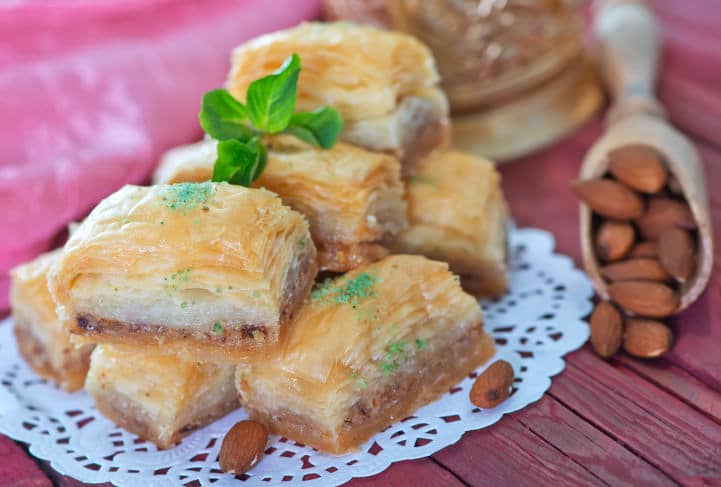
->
left=324, top=0, right=585, bottom=113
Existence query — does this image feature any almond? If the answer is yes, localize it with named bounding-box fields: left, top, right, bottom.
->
left=600, top=258, right=670, bottom=283
left=589, top=301, right=623, bottom=358
left=470, top=360, right=514, bottom=408
left=572, top=179, right=644, bottom=220
left=608, top=280, right=679, bottom=318
left=595, top=221, right=635, bottom=261
left=635, top=198, right=696, bottom=239
left=623, top=318, right=673, bottom=358
left=608, top=145, right=668, bottom=193
left=658, top=228, right=696, bottom=283
left=628, top=240, right=658, bottom=258
left=219, top=420, right=268, bottom=475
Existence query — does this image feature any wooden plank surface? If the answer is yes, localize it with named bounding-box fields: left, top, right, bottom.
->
left=3, top=1, right=721, bottom=486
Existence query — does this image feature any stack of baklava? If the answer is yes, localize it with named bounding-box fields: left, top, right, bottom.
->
left=11, top=22, right=509, bottom=454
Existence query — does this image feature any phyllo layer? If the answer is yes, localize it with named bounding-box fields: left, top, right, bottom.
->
left=392, top=151, right=510, bottom=297
left=48, top=183, right=317, bottom=359
left=235, top=255, right=494, bottom=454
left=153, top=136, right=407, bottom=272
left=227, top=22, right=449, bottom=174
left=86, top=345, right=238, bottom=449
left=10, top=249, right=93, bottom=391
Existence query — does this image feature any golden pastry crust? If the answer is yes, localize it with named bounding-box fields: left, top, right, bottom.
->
left=239, top=325, right=494, bottom=454
left=10, top=250, right=93, bottom=392
left=227, top=22, right=449, bottom=172
left=316, top=241, right=389, bottom=273
left=48, top=183, right=317, bottom=358
left=86, top=345, right=238, bottom=449
left=235, top=255, right=494, bottom=454
left=153, top=137, right=406, bottom=272
left=392, top=151, right=510, bottom=298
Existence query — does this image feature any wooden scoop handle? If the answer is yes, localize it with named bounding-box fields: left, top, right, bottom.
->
left=594, top=0, right=664, bottom=121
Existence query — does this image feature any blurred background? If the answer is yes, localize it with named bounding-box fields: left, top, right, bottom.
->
left=0, top=0, right=710, bottom=314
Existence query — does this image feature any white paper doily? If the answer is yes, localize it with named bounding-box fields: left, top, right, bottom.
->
left=0, top=227, right=593, bottom=486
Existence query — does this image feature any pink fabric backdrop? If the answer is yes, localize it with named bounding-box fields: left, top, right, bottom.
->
left=0, top=0, right=320, bottom=311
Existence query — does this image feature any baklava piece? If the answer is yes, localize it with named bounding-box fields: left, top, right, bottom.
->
left=11, top=249, right=93, bottom=391
left=48, top=183, right=317, bottom=359
left=392, top=151, right=510, bottom=298
left=227, top=22, right=449, bottom=174
left=86, top=345, right=238, bottom=449
left=153, top=136, right=407, bottom=272
left=235, top=255, right=495, bottom=454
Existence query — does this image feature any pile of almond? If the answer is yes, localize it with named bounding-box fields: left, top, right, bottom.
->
left=572, top=144, right=698, bottom=359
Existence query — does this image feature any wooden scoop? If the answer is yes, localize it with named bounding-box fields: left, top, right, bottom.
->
left=579, top=0, right=714, bottom=311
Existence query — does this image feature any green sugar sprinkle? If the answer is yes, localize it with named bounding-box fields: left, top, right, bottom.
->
left=213, top=322, right=223, bottom=334
left=163, top=268, right=193, bottom=296
left=379, top=341, right=408, bottom=375
left=350, top=372, right=368, bottom=389
left=162, top=182, right=214, bottom=214
left=312, top=272, right=379, bottom=309
left=378, top=339, right=427, bottom=375
left=407, top=175, right=437, bottom=188
left=297, top=237, right=307, bottom=249
left=180, top=301, right=189, bottom=309
left=252, top=290, right=261, bottom=298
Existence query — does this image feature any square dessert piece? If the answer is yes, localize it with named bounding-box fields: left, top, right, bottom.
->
left=85, top=345, right=238, bottom=449
left=154, top=136, right=407, bottom=272
left=235, top=255, right=495, bottom=454
left=227, top=22, right=449, bottom=175
left=11, top=249, right=93, bottom=392
left=392, top=151, right=510, bottom=298
left=48, top=183, right=317, bottom=359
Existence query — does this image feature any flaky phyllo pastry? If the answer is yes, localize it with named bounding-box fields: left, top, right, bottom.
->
left=10, top=249, right=93, bottom=391
left=235, top=255, right=495, bottom=454
left=227, top=22, right=449, bottom=174
left=47, top=183, right=317, bottom=359
left=153, top=136, right=407, bottom=272
left=392, top=151, right=510, bottom=298
left=86, top=345, right=238, bottom=449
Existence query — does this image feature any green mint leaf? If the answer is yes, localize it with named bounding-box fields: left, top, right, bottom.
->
left=199, top=89, right=254, bottom=141
left=212, top=137, right=267, bottom=187
left=284, top=106, right=343, bottom=149
left=246, top=54, right=301, bottom=133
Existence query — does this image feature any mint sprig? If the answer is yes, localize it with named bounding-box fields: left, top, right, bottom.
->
left=246, top=54, right=301, bottom=133
left=199, top=54, right=343, bottom=187
left=284, top=107, right=344, bottom=149
left=199, top=90, right=253, bottom=141
left=212, top=137, right=267, bottom=186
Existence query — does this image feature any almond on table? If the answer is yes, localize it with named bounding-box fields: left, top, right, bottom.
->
left=623, top=318, right=673, bottom=359
left=469, top=360, right=515, bottom=409
left=589, top=301, right=623, bottom=359
left=219, top=420, right=268, bottom=475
